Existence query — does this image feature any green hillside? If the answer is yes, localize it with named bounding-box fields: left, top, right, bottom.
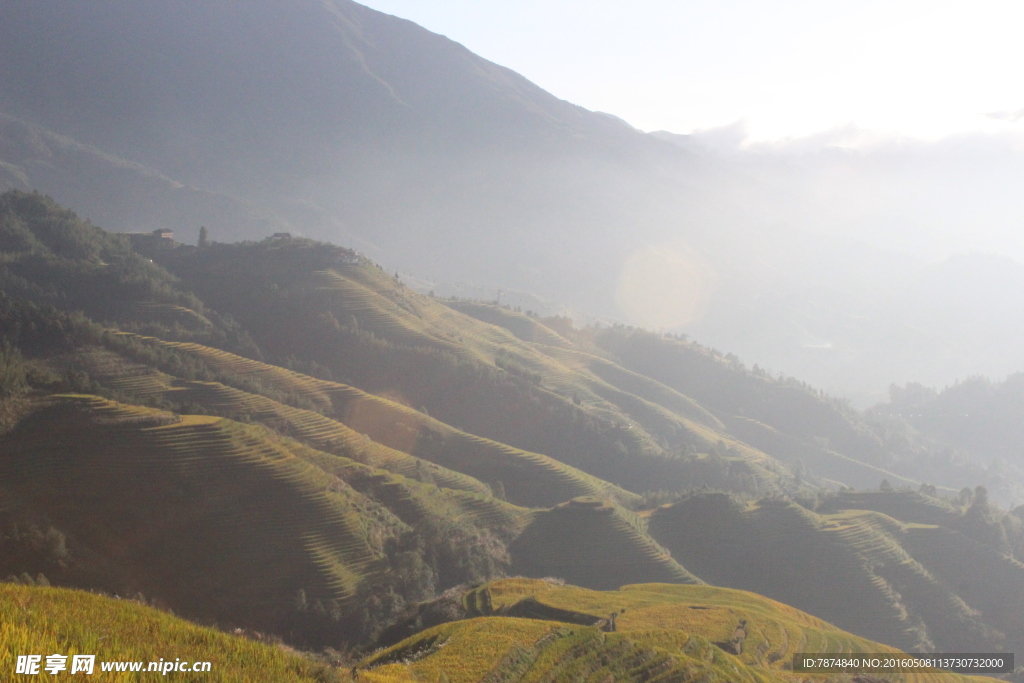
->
left=4, top=192, right=1024, bottom=663
left=0, top=394, right=525, bottom=646
left=509, top=498, right=700, bottom=589
left=0, top=191, right=258, bottom=354
left=647, top=491, right=1024, bottom=655
left=589, top=326, right=1000, bottom=498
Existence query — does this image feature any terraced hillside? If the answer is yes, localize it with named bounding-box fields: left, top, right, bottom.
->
left=5, top=193, right=1024, bottom=662
left=509, top=498, right=700, bottom=589
left=67, top=345, right=495, bottom=497
left=474, top=579, right=902, bottom=665
left=359, top=616, right=785, bottom=683
left=647, top=492, right=1024, bottom=655
left=0, top=584, right=348, bottom=682
left=722, top=413, right=922, bottom=491
left=0, top=395, right=392, bottom=640
left=0, top=391, right=566, bottom=643
left=98, top=335, right=635, bottom=508
left=152, top=239, right=789, bottom=495
left=817, top=490, right=962, bottom=526
left=360, top=579, right=997, bottom=683
left=817, top=489, right=1024, bottom=563
left=590, top=326, right=999, bottom=498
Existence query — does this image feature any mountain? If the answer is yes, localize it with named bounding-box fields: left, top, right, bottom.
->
left=3, top=192, right=1024, bottom=666
left=879, top=371, right=1024, bottom=499
left=6, top=1, right=1024, bottom=407
left=0, top=0, right=690, bottom=317
left=0, top=113, right=290, bottom=239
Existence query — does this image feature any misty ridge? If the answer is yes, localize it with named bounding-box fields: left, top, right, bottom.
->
left=4, top=2, right=1024, bottom=412
left=654, top=123, right=1024, bottom=405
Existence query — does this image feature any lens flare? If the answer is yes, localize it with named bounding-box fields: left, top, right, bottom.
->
left=615, top=244, right=717, bottom=328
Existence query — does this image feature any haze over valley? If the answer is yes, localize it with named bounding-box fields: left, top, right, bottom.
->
left=6, top=1, right=1024, bottom=404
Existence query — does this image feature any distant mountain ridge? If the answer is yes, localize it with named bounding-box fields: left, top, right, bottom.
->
left=0, top=112, right=290, bottom=236
left=0, top=1, right=711, bottom=335
left=0, top=1, right=654, bottom=236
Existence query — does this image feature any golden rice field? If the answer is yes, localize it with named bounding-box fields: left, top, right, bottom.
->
left=359, top=615, right=791, bottom=683
left=451, top=579, right=1000, bottom=683
left=0, top=585, right=347, bottom=682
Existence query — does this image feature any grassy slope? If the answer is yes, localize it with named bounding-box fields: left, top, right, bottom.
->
left=647, top=493, right=1023, bottom=655
left=0, top=191, right=256, bottom=353
left=0, top=584, right=345, bottom=682
left=444, top=301, right=574, bottom=348
left=362, top=579, right=995, bottom=683
left=590, top=328, right=1002, bottom=496
left=509, top=498, right=700, bottom=589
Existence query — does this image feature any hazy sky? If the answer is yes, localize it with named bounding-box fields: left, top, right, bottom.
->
left=360, top=0, right=1024, bottom=141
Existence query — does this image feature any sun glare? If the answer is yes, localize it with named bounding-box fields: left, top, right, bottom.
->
left=361, top=0, right=1024, bottom=142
